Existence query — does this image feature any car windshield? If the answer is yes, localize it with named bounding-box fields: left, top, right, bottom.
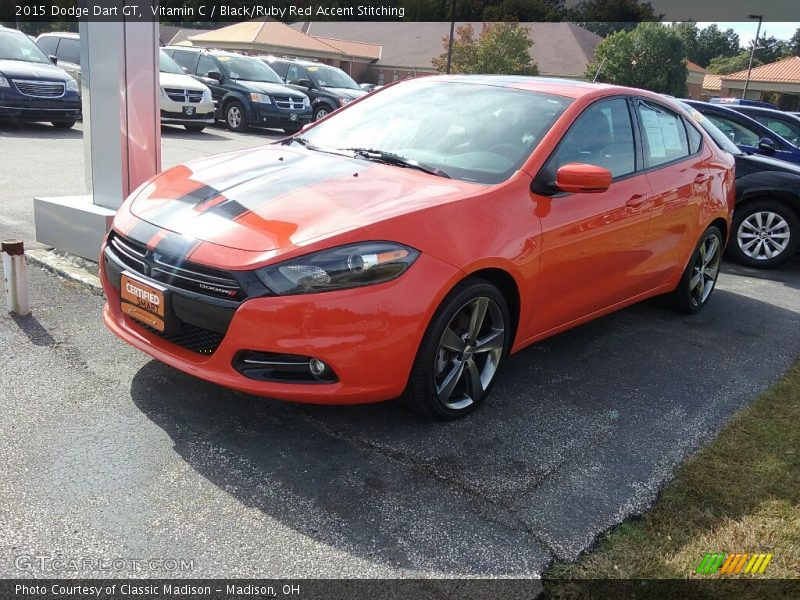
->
left=307, top=65, right=360, bottom=90
left=300, top=79, right=572, bottom=184
left=159, top=50, right=184, bottom=75
left=0, top=30, right=51, bottom=64
left=679, top=102, right=741, bottom=155
left=217, top=55, right=282, bottom=83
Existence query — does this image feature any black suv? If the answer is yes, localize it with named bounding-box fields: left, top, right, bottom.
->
left=163, top=47, right=311, bottom=133
left=0, top=27, right=81, bottom=128
left=259, top=57, right=365, bottom=121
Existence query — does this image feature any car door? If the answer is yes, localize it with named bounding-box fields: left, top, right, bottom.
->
left=530, top=96, right=654, bottom=333
left=634, top=99, right=712, bottom=283
left=195, top=54, right=225, bottom=112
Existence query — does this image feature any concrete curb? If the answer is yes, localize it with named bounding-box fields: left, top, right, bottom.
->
left=25, top=248, right=104, bottom=296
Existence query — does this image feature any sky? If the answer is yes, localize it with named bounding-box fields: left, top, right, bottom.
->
left=695, top=22, right=799, bottom=46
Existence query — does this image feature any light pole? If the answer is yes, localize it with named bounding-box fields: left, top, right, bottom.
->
left=743, top=14, right=763, bottom=100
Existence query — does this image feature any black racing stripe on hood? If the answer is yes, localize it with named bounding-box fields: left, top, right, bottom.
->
left=125, top=220, right=162, bottom=246
left=197, top=154, right=368, bottom=224
left=175, top=185, right=221, bottom=205
left=155, top=232, right=200, bottom=259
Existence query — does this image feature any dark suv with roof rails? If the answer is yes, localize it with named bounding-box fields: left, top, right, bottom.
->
left=162, top=46, right=311, bottom=133
left=258, top=56, right=365, bottom=122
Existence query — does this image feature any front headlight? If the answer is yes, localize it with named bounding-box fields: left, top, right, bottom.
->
left=202, top=88, right=212, bottom=102
left=338, top=97, right=351, bottom=107
left=255, top=242, right=419, bottom=295
left=249, top=92, right=271, bottom=104
left=66, top=79, right=79, bottom=92
left=0, top=73, right=9, bottom=88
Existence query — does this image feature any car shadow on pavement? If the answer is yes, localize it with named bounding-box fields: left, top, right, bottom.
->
left=0, top=120, right=83, bottom=139
left=129, top=281, right=800, bottom=576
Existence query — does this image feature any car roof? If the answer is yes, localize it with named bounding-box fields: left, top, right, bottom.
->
left=164, top=46, right=252, bottom=59
left=37, top=31, right=79, bottom=39
left=733, top=105, right=800, bottom=120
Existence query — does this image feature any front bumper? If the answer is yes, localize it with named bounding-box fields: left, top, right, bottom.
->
left=100, top=239, right=460, bottom=404
left=0, top=104, right=81, bottom=121
left=249, top=103, right=311, bottom=128
left=160, top=96, right=215, bottom=125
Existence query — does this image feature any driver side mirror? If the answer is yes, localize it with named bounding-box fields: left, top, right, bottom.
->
left=555, top=163, right=612, bottom=194
left=758, top=137, right=776, bottom=155
left=290, top=79, right=313, bottom=89
left=205, top=70, right=222, bottom=83
left=49, top=55, right=58, bottom=64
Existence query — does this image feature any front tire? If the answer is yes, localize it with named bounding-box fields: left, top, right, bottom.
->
left=670, top=225, right=723, bottom=314
left=402, top=279, right=510, bottom=420
left=52, top=120, right=76, bottom=129
left=225, top=100, right=249, bottom=132
left=313, top=106, right=331, bottom=121
left=727, top=200, right=799, bottom=269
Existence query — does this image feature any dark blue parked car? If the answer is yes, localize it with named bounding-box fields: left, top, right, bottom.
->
left=0, top=26, right=81, bottom=128
left=684, top=100, right=800, bottom=167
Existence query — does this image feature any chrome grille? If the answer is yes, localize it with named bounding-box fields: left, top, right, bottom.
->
left=163, top=88, right=204, bottom=103
left=273, top=96, right=306, bottom=110
left=13, top=79, right=65, bottom=98
left=107, top=232, right=244, bottom=300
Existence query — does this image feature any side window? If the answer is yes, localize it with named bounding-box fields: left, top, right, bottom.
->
left=196, top=55, right=217, bottom=78
left=56, top=37, right=80, bottom=65
left=286, top=64, right=301, bottom=83
left=270, top=61, right=288, bottom=79
left=753, top=115, right=800, bottom=145
left=705, top=115, right=760, bottom=146
left=37, top=36, right=58, bottom=55
left=685, top=118, right=703, bottom=154
left=636, top=100, right=689, bottom=167
left=549, top=97, right=636, bottom=178
left=171, top=50, right=199, bottom=74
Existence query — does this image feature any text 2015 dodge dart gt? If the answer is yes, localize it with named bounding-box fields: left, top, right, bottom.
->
left=100, top=76, right=735, bottom=420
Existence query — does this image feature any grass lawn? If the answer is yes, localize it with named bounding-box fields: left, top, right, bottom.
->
left=546, top=360, right=799, bottom=585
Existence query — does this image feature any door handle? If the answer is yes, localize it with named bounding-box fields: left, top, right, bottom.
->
left=626, top=194, right=648, bottom=208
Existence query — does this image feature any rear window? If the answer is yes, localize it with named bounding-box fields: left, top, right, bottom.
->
left=170, top=49, right=199, bottom=73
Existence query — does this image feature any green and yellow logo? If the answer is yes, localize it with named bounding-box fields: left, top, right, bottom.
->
left=696, top=552, right=773, bottom=575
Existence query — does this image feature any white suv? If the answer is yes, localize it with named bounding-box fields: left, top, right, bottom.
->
left=158, top=50, right=214, bottom=133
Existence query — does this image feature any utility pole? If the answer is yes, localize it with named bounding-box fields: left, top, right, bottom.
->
left=446, top=0, right=456, bottom=74
left=743, top=14, right=763, bottom=100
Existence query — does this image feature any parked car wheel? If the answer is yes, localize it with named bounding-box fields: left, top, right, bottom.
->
left=402, top=279, right=510, bottom=420
left=225, top=100, right=249, bottom=132
left=670, top=225, right=723, bottom=314
left=51, top=120, right=76, bottom=129
left=313, top=106, right=331, bottom=121
left=184, top=125, right=205, bottom=133
left=727, top=200, right=799, bottom=269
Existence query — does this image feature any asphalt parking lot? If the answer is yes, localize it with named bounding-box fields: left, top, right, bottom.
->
left=1, top=122, right=799, bottom=580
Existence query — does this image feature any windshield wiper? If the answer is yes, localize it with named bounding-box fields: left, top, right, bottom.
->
left=341, top=148, right=450, bottom=178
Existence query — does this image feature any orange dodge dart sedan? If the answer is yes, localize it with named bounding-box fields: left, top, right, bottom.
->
left=101, top=76, right=735, bottom=419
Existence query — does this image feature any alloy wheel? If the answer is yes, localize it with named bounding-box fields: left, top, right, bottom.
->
left=314, top=108, right=328, bottom=121
left=737, top=211, right=791, bottom=261
left=433, top=297, right=505, bottom=411
left=227, top=105, right=242, bottom=129
left=690, top=233, right=721, bottom=307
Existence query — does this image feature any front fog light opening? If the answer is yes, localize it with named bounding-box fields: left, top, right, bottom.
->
left=233, top=351, right=338, bottom=384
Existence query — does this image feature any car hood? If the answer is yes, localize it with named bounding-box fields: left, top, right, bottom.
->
left=323, top=86, right=366, bottom=99
left=159, top=71, right=209, bottom=92
left=235, top=80, right=305, bottom=98
left=129, top=145, right=480, bottom=253
left=0, top=58, right=72, bottom=81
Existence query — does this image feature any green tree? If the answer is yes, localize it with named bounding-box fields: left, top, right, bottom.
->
left=433, top=22, right=538, bottom=75
left=586, top=22, right=687, bottom=96
left=571, top=0, right=662, bottom=38
left=706, top=52, right=759, bottom=75
left=753, top=32, right=792, bottom=64
left=672, top=21, right=699, bottom=62
left=695, top=24, right=740, bottom=67
left=790, top=28, right=800, bottom=56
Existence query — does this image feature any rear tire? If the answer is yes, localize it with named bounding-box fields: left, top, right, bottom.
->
left=669, top=225, right=723, bottom=314
left=727, top=199, right=799, bottom=269
left=51, top=120, right=76, bottom=129
left=184, top=125, right=205, bottom=133
left=401, top=279, right=510, bottom=420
